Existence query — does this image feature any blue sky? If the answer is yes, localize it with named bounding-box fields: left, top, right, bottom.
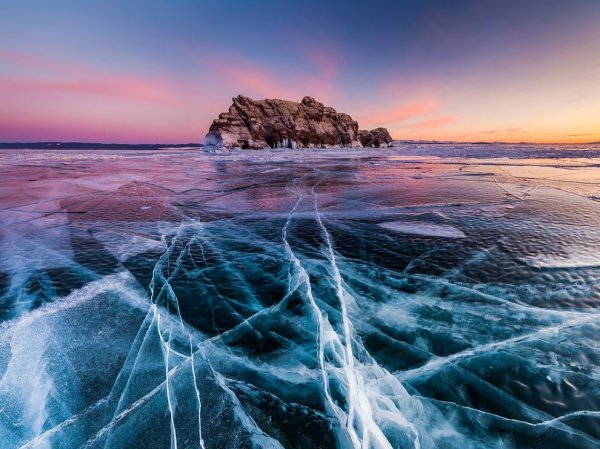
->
left=1, top=0, right=599, bottom=142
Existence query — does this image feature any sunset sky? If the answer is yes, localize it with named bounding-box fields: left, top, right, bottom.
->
left=1, top=0, right=599, bottom=144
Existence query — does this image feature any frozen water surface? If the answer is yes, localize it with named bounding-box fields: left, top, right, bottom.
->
left=378, top=221, right=466, bottom=238
left=0, top=143, right=599, bottom=448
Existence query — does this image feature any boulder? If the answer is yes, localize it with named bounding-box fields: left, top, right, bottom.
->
left=358, top=127, right=393, bottom=148
left=204, top=95, right=391, bottom=151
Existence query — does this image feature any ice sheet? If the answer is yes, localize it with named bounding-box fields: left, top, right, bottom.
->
left=0, top=144, right=599, bottom=449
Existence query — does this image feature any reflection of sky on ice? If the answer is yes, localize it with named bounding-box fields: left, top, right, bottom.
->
left=0, top=144, right=599, bottom=448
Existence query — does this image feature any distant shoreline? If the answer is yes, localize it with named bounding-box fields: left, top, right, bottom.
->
left=0, top=140, right=598, bottom=150
left=0, top=142, right=203, bottom=150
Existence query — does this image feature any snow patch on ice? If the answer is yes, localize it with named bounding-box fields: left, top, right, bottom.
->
left=92, top=231, right=166, bottom=262
left=522, top=251, right=600, bottom=268
left=378, top=220, right=466, bottom=238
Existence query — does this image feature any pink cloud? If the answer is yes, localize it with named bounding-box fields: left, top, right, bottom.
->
left=0, top=108, right=201, bottom=143
left=208, top=48, right=338, bottom=104
left=398, top=115, right=459, bottom=130
left=356, top=99, right=438, bottom=127
left=0, top=49, right=51, bottom=70
left=212, top=63, right=302, bottom=101
left=301, top=43, right=337, bottom=80
left=0, top=76, right=173, bottom=103
left=0, top=49, right=234, bottom=142
left=0, top=48, right=107, bottom=78
left=0, top=49, right=176, bottom=103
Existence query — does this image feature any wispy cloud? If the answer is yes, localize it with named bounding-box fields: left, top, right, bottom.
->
left=0, top=76, right=173, bottom=103
left=475, top=127, right=528, bottom=135
left=396, top=115, right=459, bottom=130
left=562, top=97, right=585, bottom=104
left=210, top=63, right=301, bottom=101
left=209, top=57, right=337, bottom=104
left=0, top=49, right=175, bottom=103
left=357, top=99, right=437, bottom=127
left=301, top=43, right=337, bottom=81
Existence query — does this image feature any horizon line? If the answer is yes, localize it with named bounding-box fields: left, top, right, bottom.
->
left=0, top=139, right=598, bottom=147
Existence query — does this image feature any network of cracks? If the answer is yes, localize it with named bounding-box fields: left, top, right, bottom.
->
left=0, top=153, right=599, bottom=449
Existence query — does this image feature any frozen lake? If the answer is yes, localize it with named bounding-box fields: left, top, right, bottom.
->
left=0, top=144, right=599, bottom=448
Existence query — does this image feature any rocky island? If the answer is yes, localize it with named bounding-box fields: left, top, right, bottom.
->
left=204, top=95, right=392, bottom=151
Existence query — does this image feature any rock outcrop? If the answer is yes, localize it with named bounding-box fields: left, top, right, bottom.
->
left=358, top=127, right=393, bottom=148
left=204, top=95, right=392, bottom=151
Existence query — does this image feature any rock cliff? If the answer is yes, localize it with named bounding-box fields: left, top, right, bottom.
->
left=204, top=95, right=392, bottom=151
left=358, top=127, right=393, bottom=148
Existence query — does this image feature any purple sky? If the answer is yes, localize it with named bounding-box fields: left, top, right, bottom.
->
left=1, top=0, right=599, bottom=143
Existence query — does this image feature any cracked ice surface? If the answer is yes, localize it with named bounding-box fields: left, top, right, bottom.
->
left=0, top=144, right=600, bottom=448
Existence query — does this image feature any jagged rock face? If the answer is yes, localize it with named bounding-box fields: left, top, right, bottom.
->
left=358, top=128, right=393, bottom=148
left=204, top=95, right=391, bottom=151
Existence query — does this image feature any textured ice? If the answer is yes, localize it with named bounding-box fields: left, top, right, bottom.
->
left=92, top=231, right=166, bottom=262
left=378, top=221, right=466, bottom=238
left=0, top=144, right=599, bottom=449
left=523, top=253, right=600, bottom=269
